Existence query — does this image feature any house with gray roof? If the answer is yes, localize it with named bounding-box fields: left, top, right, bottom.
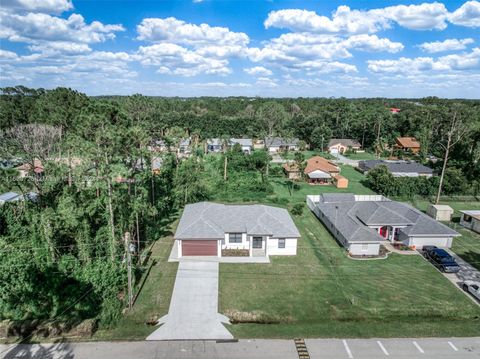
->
left=358, top=160, right=433, bottom=177
left=0, top=192, right=21, bottom=205
left=264, top=137, right=300, bottom=152
left=207, top=138, right=253, bottom=154
left=307, top=193, right=459, bottom=256
left=175, top=202, right=300, bottom=257
left=327, top=139, right=362, bottom=154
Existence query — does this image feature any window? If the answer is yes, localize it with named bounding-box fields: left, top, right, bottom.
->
left=464, top=214, right=472, bottom=223
left=361, top=244, right=369, bottom=251
left=278, top=238, right=286, bottom=249
left=229, top=233, right=242, bottom=243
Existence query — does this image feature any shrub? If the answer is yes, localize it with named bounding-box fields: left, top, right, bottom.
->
left=291, top=203, right=304, bottom=216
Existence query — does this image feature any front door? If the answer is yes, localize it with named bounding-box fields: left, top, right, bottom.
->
left=253, top=237, right=262, bottom=249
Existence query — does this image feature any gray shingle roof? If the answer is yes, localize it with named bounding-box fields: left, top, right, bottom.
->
left=315, top=193, right=459, bottom=244
left=0, top=192, right=21, bottom=202
left=265, top=137, right=300, bottom=147
left=230, top=138, right=253, bottom=147
left=175, top=202, right=301, bottom=240
left=328, top=139, right=361, bottom=148
left=359, top=160, right=433, bottom=175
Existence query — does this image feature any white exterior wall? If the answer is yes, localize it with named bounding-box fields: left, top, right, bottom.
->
left=268, top=146, right=281, bottom=153
left=267, top=238, right=297, bottom=255
left=348, top=243, right=380, bottom=256
left=403, top=236, right=452, bottom=249
left=473, top=219, right=480, bottom=234
left=222, top=233, right=250, bottom=251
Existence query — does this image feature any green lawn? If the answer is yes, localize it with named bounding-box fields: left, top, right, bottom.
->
left=452, top=226, right=480, bottom=271
left=284, top=150, right=334, bottom=160
left=344, top=152, right=378, bottom=160
left=219, top=209, right=480, bottom=338
left=93, top=220, right=178, bottom=341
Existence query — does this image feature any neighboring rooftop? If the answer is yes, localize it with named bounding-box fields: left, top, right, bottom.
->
left=175, top=202, right=301, bottom=240
left=460, top=210, right=480, bottom=220
left=230, top=138, right=253, bottom=147
left=359, top=160, right=433, bottom=175
left=265, top=137, right=299, bottom=147
left=396, top=137, right=421, bottom=148
left=283, top=156, right=339, bottom=175
left=315, top=193, right=459, bottom=244
left=327, top=138, right=361, bottom=148
left=0, top=192, right=21, bottom=203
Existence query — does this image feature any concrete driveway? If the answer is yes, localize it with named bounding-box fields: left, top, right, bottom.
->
left=146, top=261, right=233, bottom=340
left=331, top=152, right=359, bottom=167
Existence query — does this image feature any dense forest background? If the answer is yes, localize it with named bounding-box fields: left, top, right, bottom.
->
left=0, top=86, right=479, bottom=334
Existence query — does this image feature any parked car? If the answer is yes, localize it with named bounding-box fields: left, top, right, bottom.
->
left=462, top=281, right=480, bottom=301
left=423, top=246, right=461, bottom=273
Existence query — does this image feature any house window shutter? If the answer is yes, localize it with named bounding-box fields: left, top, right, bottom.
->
left=278, top=238, right=286, bottom=248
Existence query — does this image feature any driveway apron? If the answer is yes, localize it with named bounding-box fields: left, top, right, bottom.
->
left=146, top=261, right=233, bottom=340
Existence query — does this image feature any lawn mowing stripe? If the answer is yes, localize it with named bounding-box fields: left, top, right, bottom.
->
left=377, top=340, right=389, bottom=356
left=413, top=341, right=424, bottom=354
left=448, top=341, right=458, bottom=351
left=342, top=339, right=353, bottom=359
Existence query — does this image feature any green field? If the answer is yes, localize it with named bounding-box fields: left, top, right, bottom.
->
left=344, top=152, right=379, bottom=160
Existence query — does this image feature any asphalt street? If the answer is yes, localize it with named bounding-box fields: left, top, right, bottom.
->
left=1, top=337, right=480, bottom=359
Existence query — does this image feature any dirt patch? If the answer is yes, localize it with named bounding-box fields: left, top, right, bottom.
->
left=224, top=310, right=294, bottom=324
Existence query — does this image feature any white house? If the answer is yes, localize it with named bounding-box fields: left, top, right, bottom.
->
left=174, top=202, right=300, bottom=258
left=460, top=210, right=480, bottom=234
left=327, top=139, right=362, bottom=154
left=264, top=137, right=300, bottom=153
left=207, top=138, right=253, bottom=154
left=307, top=193, right=460, bottom=256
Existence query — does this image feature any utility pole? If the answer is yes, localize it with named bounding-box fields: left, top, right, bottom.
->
left=125, top=232, right=133, bottom=310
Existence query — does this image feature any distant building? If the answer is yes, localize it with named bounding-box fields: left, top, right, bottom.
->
left=395, top=137, right=421, bottom=154
left=390, top=108, right=401, bottom=114
left=327, top=139, right=362, bottom=154
left=0, top=192, right=21, bottom=205
left=15, top=160, right=44, bottom=178
left=178, top=138, right=191, bottom=155
left=265, top=137, right=300, bottom=152
left=358, top=160, right=433, bottom=177
left=283, top=156, right=346, bottom=187
left=459, top=210, right=480, bottom=234
left=207, top=138, right=253, bottom=154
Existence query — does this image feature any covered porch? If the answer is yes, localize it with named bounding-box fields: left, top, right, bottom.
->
left=307, top=170, right=333, bottom=185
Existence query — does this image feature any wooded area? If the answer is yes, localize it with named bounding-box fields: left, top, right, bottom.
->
left=0, top=86, right=479, bottom=335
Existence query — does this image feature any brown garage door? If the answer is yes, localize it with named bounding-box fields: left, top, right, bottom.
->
left=182, top=240, right=218, bottom=256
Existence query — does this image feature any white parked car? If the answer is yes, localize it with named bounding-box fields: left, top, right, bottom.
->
left=462, top=281, right=480, bottom=301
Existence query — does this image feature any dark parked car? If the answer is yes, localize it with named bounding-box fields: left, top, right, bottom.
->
left=423, top=246, right=460, bottom=273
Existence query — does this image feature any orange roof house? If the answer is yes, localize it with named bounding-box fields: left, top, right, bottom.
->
left=15, top=160, right=44, bottom=178
left=395, top=137, right=421, bottom=153
left=283, top=156, right=341, bottom=185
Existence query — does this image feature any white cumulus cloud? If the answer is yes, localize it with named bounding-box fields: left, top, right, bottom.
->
left=449, top=1, right=480, bottom=27
left=419, top=38, right=474, bottom=53
left=244, top=66, right=273, bottom=76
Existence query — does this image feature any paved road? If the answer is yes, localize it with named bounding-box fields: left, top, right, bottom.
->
left=146, top=261, right=233, bottom=340
left=2, top=338, right=480, bottom=359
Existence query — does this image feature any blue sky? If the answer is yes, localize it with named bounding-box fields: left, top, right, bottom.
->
left=1, top=0, right=479, bottom=97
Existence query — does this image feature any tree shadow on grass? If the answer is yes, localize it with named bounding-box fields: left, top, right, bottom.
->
left=457, top=250, right=480, bottom=271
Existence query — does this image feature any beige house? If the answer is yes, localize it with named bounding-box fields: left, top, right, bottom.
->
left=327, top=139, right=362, bottom=154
